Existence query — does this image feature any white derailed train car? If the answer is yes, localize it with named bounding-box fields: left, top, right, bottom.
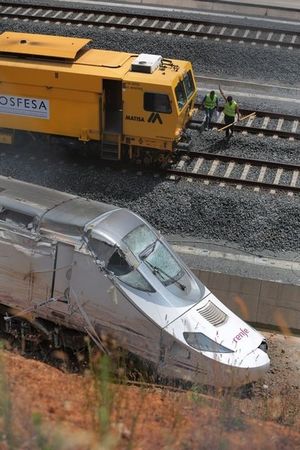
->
left=0, top=176, right=270, bottom=386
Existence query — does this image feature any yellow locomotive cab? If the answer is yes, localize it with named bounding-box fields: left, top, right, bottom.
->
left=0, top=31, right=197, bottom=162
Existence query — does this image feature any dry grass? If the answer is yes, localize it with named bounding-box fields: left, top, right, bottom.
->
left=0, top=340, right=299, bottom=450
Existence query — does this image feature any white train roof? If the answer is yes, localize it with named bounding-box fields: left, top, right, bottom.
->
left=0, top=176, right=117, bottom=236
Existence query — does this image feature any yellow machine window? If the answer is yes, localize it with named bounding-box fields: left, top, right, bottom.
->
left=175, top=81, right=187, bottom=110
left=183, top=70, right=195, bottom=99
left=144, top=93, right=172, bottom=114
left=175, top=70, right=196, bottom=110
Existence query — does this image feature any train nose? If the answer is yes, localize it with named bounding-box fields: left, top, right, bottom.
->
left=159, top=333, right=270, bottom=387
left=205, top=347, right=270, bottom=387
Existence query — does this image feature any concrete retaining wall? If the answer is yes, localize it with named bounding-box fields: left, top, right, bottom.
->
left=193, top=269, right=300, bottom=332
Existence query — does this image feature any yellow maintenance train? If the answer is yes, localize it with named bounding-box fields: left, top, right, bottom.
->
left=0, top=31, right=197, bottom=163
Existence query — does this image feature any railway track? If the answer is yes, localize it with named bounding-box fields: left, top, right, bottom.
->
left=168, top=151, right=300, bottom=195
left=1, top=137, right=298, bottom=195
left=0, top=1, right=299, bottom=50
left=190, top=107, right=300, bottom=140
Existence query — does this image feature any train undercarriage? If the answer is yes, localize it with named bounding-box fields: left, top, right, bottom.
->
left=0, top=127, right=192, bottom=167
left=0, top=303, right=90, bottom=370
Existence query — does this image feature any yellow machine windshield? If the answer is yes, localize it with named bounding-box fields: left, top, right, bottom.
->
left=175, top=70, right=196, bottom=110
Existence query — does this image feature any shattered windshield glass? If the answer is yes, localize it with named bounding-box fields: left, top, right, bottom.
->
left=123, top=225, right=184, bottom=287
left=123, top=224, right=156, bottom=257
left=141, top=241, right=183, bottom=287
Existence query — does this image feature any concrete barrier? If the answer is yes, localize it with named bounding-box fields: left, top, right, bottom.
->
left=193, top=269, right=300, bottom=332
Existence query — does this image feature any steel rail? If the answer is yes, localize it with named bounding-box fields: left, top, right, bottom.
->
left=194, top=106, right=300, bottom=122
left=189, top=121, right=300, bottom=140
left=184, top=151, right=300, bottom=171
left=167, top=169, right=300, bottom=193
left=0, top=2, right=299, bottom=50
left=167, top=153, right=300, bottom=193
left=190, top=108, right=300, bottom=140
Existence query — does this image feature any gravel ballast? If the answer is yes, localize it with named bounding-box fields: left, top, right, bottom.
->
left=0, top=137, right=299, bottom=256
left=0, top=19, right=299, bottom=87
left=0, top=16, right=299, bottom=259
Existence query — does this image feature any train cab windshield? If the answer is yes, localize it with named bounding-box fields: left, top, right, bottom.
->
left=87, top=220, right=193, bottom=294
left=175, top=70, right=195, bottom=110
left=122, top=224, right=185, bottom=288
left=86, top=213, right=205, bottom=304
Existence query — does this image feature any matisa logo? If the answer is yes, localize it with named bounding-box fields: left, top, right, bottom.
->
left=233, top=328, right=249, bottom=344
left=0, top=95, right=49, bottom=119
left=148, top=112, right=162, bottom=124
left=125, top=115, right=145, bottom=122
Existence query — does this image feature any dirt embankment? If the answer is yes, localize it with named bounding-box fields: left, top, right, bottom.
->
left=0, top=332, right=299, bottom=450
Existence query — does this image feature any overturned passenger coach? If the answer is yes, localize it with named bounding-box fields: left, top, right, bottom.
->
left=0, top=176, right=270, bottom=386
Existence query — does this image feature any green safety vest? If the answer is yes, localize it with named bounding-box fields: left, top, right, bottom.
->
left=204, top=93, right=218, bottom=109
left=224, top=100, right=237, bottom=117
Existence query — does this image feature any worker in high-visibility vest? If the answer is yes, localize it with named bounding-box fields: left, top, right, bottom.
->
left=201, top=90, right=219, bottom=130
left=219, top=86, right=240, bottom=139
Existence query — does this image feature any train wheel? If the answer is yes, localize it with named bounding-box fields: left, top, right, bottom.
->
left=142, top=152, right=152, bottom=167
left=157, top=153, right=171, bottom=169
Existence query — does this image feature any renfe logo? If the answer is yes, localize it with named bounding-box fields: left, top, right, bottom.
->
left=0, top=95, right=49, bottom=119
left=233, top=328, right=249, bottom=344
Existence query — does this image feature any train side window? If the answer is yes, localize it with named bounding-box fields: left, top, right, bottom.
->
left=117, top=268, right=155, bottom=292
left=0, top=207, right=36, bottom=231
left=106, top=247, right=155, bottom=292
left=144, top=93, right=172, bottom=114
left=107, top=250, right=132, bottom=276
left=88, top=237, right=115, bottom=263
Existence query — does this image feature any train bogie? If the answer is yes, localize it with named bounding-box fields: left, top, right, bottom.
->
left=0, top=32, right=197, bottom=161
